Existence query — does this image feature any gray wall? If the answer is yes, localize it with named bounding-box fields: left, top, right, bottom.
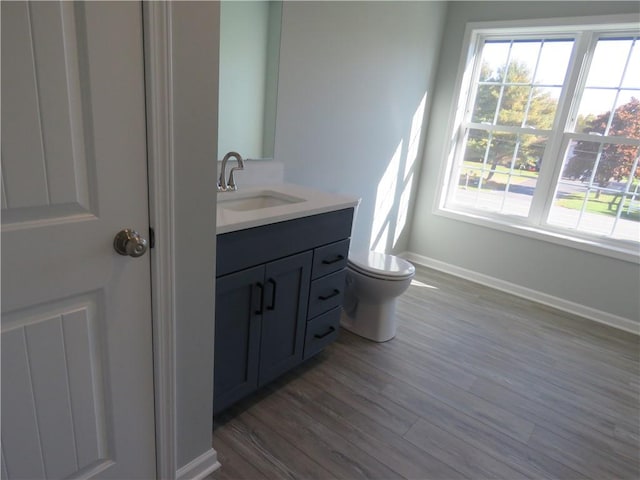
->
left=408, top=2, right=640, bottom=324
left=274, top=1, right=447, bottom=254
left=170, top=2, right=219, bottom=471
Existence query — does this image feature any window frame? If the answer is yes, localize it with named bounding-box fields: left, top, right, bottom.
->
left=434, top=15, right=640, bottom=263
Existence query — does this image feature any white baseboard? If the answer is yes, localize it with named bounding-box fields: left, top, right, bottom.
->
left=176, top=449, right=221, bottom=480
left=400, top=251, right=640, bottom=336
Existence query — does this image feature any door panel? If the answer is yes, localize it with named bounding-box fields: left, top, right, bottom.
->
left=1, top=2, right=155, bottom=478
left=259, top=251, right=312, bottom=386
left=213, top=266, right=263, bottom=414
left=1, top=1, right=92, bottom=221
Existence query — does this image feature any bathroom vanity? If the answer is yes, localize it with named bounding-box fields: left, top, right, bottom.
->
left=214, top=184, right=358, bottom=414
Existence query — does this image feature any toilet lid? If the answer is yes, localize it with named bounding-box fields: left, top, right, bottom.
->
left=348, top=251, right=415, bottom=280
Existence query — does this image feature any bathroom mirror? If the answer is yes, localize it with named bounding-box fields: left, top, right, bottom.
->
left=218, top=1, right=282, bottom=161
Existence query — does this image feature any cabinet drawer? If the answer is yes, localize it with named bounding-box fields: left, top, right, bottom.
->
left=308, top=269, right=346, bottom=319
left=312, top=239, right=349, bottom=279
left=304, top=307, right=340, bottom=360
left=217, top=208, right=354, bottom=277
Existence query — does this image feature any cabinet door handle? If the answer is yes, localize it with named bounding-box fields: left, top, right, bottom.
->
left=314, top=326, right=336, bottom=339
left=318, top=289, right=340, bottom=301
left=254, top=282, right=264, bottom=314
left=266, top=278, right=277, bottom=311
left=321, top=254, right=344, bottom=265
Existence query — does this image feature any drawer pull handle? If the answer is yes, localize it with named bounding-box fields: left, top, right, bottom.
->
left=267, top=278, right=277, bottom=310
left=314, top=326, right=336, bottom=339
left=318, top=289, right=340, bottom=301
left=322, top=254, right=344, bottom=265
left=254, top=282, right=264, bottom=314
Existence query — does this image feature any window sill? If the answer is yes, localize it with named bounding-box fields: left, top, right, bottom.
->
left=434, top=207, right=640, bottom=264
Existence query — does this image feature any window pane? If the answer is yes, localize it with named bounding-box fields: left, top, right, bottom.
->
left=497, top=86, right=530, bottom=126
left=549, top=140, right=640, bottom=241
left=453, top=131, right=543, bottom=216
left=517, top=137, right=545, bottom=173
left=463, top=128, right=490, bottom=163
left=525, top=87, right=561, bottom=129
left=471, top=85, right=500, bottom=123
left=480, top=41, right=510, bottom=82
left=574, top=89, right=617, bottom=133
left=506, top=41, right=540, bottom=84
left=534, top=40, right=573, bottom=85
left=614, top=171, right=640, bottom=242
left=611, top=94, right=640, bottom=140
left=585, top=38, right=633, bottom=88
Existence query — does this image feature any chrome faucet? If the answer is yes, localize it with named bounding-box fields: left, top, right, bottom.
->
left=218, top=151, right=244, bottom=191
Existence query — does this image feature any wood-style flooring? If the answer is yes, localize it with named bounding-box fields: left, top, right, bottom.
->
left=211, top=265, right=640, bottom=479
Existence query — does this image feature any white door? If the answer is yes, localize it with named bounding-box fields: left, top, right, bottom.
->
left=1, top=2, right=155, bottom=478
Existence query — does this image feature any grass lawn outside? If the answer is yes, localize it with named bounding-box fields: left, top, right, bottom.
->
left=556, top=191, right=640, bottom=222
left=460, top=161, right=539, bottom=186
left=459, top=161, right=640, bottom=222
left=459, top=162, right=640, bottom=222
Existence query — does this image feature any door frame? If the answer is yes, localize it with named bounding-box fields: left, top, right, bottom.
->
left=144, top=3, right=220, bottom=479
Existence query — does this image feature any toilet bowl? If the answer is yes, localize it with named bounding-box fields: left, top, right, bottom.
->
left=340, top=251, right=415, bottom=342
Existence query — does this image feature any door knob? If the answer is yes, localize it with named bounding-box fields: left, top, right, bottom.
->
left=114, top=229, right=148, bottom=257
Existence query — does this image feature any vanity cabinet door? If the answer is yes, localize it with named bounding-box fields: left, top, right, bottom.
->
left=213, top=266, right=264, bottom=414
left=258, top=251, right=312, bottom=386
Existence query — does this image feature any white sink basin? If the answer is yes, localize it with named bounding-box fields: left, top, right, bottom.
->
left=216, top=183, right=359, bottom=234
left=218, top=190, right=305, bottom=212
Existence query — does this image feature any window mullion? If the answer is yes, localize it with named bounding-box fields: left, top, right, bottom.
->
left=528, top=32, right=593, bottom=226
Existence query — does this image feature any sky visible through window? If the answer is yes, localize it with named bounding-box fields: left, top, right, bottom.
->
left=481, top=37, right=638, bottom=121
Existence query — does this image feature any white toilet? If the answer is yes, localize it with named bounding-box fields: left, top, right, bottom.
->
left=340, top=251, right=415, bottom=342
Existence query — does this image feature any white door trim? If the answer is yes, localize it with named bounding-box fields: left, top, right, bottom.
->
left=144, top=3, right=221, bottom=478
left=143, top=3, right=177, bottom=479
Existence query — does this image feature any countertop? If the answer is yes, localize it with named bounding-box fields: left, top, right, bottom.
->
left=216, top=183, right=360, bottom=234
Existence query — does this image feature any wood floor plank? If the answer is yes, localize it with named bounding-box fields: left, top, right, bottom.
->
left=395, top=321, right=640, bottom=428
left=400, top=282, right=640, bottom=388
left=335, top=335, right=537, bottom=444
left=318, top=344, right=570, bottom=478
left=528, top=424, right=640, bottom=479
left=214, top=408, right=321, bottom=480
left=300, top=356, right=420, bottom=436
left=274, top=373, right=469, bottom=480
left=403, top=419, right=529, bottom=479
left=211, top=431, right=269, bottom=480
left=211, top=265, right=640, bottom=480
left=246, top=381, right=405, bottom=479
left=469, top=375, right=640, bottom=463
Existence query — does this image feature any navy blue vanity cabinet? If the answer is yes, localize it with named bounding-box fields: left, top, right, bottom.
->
left=303, top=239, right=350, bottom=360
left=214, top=208, right=354, bottom=414
left=213, top=266, right=263, bottom=414
left=258, top=251, right=312, bottom=386
left=214, top=252, right=312, bottom=414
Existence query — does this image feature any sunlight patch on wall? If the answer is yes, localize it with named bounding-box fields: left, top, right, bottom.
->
left=370, top=140, right=403, bottom=252
left=395, top=92, right=426, bottom=246
left=370, top=91, right=429, bottom=252
left=405, top=93, right=427, bottom=180
left=394, top=175, right=414, bottom=246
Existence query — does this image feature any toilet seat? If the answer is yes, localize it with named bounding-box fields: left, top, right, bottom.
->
left=348, top=251, right=415, bottom=281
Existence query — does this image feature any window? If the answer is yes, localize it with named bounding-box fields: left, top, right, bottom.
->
left=439, top=20, right=640, bottom=258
